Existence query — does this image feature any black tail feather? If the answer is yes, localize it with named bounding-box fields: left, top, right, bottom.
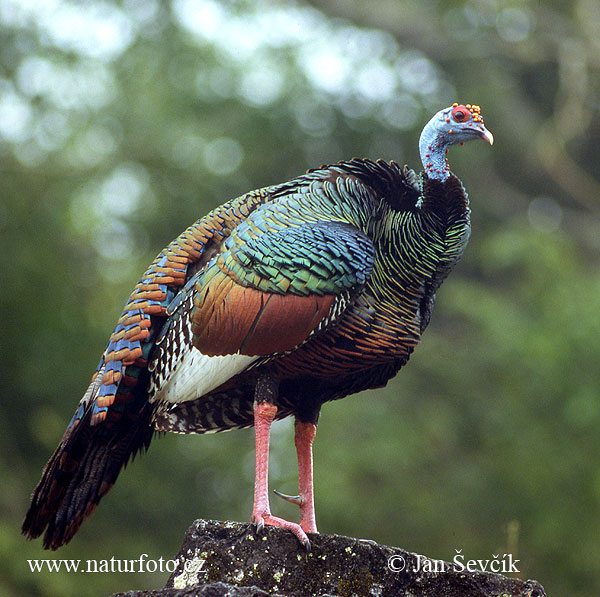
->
left=22, top=401, right=154, bottom=550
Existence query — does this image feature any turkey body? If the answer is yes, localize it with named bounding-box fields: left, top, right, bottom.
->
left=151, top=161, right=470, bottom=435
left=23, top=103, right=492, bottom=550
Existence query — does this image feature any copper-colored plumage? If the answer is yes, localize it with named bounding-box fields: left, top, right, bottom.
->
left=192, top=278, right=335, bottom=357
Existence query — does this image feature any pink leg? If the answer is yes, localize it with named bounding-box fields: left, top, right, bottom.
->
left=295, top=420, right=318, bottom=534
left=250, top=401, right=311, bottom=549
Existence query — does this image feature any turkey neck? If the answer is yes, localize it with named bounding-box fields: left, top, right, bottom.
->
left=419, top=116, right=452, bottom=182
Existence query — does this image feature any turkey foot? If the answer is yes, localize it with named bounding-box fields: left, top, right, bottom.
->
left=251, top=511, right=311, bottom=551
left=251, top=391, right=314, bottom=550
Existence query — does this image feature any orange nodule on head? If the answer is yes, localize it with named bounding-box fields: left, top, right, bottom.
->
left=452, top=102, right=486, bottom=125
left=451, top=102, right=493, bottom=145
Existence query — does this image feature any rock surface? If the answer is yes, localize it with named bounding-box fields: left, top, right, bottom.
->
left=112, top=519, right=547, bottom=597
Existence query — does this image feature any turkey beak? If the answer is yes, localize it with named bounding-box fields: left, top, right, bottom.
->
left=479, top=126, right=494, bottom=146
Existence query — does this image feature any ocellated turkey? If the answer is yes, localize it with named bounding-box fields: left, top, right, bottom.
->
left=23, top=103, right=493, bottom=550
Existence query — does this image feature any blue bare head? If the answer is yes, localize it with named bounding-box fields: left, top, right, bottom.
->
left=419, top=104, right=493, bottom=181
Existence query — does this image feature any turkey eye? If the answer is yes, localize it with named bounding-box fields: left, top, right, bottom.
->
left=452, top=108, right=468, bottom=122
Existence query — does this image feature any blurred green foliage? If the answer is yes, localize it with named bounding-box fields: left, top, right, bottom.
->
left=1, top=0, right=599, bottom=595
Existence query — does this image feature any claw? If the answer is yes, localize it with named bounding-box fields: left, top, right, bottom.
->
left=273, top=489, right=304, bottom=506
left=303, top=538, right=311, bottom=553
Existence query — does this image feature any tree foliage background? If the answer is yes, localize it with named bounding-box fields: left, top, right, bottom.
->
left=2, top=0, right=599, bottom=595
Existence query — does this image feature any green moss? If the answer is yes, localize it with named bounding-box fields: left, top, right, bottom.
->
left=336, top=572, right=374, bottom=597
